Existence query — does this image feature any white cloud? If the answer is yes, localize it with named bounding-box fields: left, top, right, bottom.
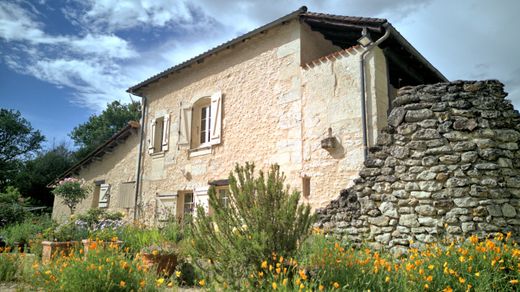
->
left=25, top=58, right=133, bottom=109
left=2, top=0, right=520, bottom=112
left=66, top=0, right=200, bottom=32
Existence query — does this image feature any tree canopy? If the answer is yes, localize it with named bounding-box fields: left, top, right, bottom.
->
left=14, top=144, right=75, bottom=206
left=0, top=109, right=44, bottom=189
left=69, top=100, right=140, bottom=160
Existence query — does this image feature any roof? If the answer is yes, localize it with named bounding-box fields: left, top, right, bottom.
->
left=127, top=6, right=447, bottom=95
left=49, top=121, right=140, bottom=186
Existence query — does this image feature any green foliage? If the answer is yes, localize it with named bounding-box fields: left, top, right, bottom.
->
left=0, top=253, right=20, bottom=282
left=0, top=108, right=45, bottom=189
left=119, top=225, right=163, bottom=255
left=13, top=144, right=75, bottom=207
left=190, top=163, right=314, bottom=287
left=31, top=244, right=159, bottom=291
left=51, top=178, right=90, bottom=214
left=0, top=215, right=54, bottom=255
left=70, top=101, right=141, bottom=160
left=45, top=221, right=88, bottom=242
left=248, top=233, right=520, bottom=291
left=0, top=187, right=28, bottom=227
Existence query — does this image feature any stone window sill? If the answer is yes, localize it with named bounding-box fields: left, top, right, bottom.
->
left=188, top=146, right=212, bottom=158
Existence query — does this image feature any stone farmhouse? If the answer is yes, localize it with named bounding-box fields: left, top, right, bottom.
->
left=52, top=6, right=448, bottom=224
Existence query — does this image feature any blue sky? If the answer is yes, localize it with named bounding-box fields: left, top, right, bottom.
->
left=1, top=0, right=519, bottom=149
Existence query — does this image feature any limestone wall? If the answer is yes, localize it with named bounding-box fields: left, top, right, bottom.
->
left=301, top=46, right=390, bottom=209
left=316, top=80, right=520, bottom=253
left=52, top=133, right=139, bottom=222
left=137, top=19, right=392, bottom=223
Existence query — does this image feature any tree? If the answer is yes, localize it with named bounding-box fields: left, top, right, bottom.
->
left=52, top=178, right=89, bottom=215
left=14, top=144, right=75, bottom=207
left=0, top=109, right=45, bottom=189
left=69, top=101, right=140, bottom=160
left=190, top=163, right=314, bottom=288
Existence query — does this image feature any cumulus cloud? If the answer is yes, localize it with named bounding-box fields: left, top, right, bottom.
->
left=1, top=0, right=519, bottom=111
left=65, top=0, right=201, bottom=32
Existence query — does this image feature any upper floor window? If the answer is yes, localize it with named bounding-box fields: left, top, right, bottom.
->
left=178, top=91, right=222, bottom=151
left=148, top=114, right=170, bottom=154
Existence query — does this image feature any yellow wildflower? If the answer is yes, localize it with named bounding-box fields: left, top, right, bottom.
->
left=443, top=287, right=453, bottom=292
left=459, top=277, right=466, bottom=284
left=152, top=250, right=159, bottom=256
left=119, top=281, right=126, bottom=288
left=333, top=282, right=340, bottom=289
left=428, top=264, right=434, bottom=270
left=299, top=283, right=305, bottom=290
left=261, top=260, right=268, bottom=269
left=385, top=276, right=390, bottom=283
left=175, top=270, right=181, bottom=278
left=156, top=278, right=165, bottom=286
left=258, top=271, right=264, bottom=278
left=475, top=272, right=480, bottom=277
left=299, top=269, right=308, bottom=281
left=272, top=282, right=278, bottom=290
left=282, top=279, right=288, bottom=286
left=319, top=284, right=325, bottom=291
left=199, top=279, right=205, bottom=286
left=167, top=282, right=173, bottom=288
left=424, top=284, right=429, bottom=289
left=426, top=275, right=433, bottom=282
left=44, top=270, right=52, bottom=275
left=139, top=280, right=145, bottom=288
left=511, top=279, right=519, bottom=285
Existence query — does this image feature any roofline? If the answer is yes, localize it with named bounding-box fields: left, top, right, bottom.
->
left=127, top=6, right=447, bottom=94
left=386, top=25, right=448, bottom=82
left=48, top=121, right=140, bottom=187
left=127, top=6, right=308, bottom=95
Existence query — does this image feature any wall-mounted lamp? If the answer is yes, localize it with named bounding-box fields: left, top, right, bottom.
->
left=357, top=27, right=373, bottom=47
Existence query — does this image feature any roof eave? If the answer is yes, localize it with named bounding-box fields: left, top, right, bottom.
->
left=387, top=24, right=448, bottom=82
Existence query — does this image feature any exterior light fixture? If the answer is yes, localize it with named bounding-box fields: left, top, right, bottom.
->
left=357, top=27, right=373, bottom=47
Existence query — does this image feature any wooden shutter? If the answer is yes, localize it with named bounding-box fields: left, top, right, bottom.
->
left=194, top=187, right=209, bottom=215
left=117, top=182, right=135, bottom=209
left=178, top=107, right=192, bottom=145
left=148, top=118, right=156, bottom=154
left=98, top=184, right=110, bottom=208
left=156, top=195, right=177, bottom=222
left=210, top=91, right=222, bottom=145
left=162, top=114, right=170, bottom=151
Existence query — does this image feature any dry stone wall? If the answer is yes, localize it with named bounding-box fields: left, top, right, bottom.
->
left=316, top=80, right=520, bottom=253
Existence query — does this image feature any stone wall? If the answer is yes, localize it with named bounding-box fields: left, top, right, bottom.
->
left=316, top=80, right=520, bottom=253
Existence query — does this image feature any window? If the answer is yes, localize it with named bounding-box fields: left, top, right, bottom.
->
left=149, top=114, right=170, bottom=154
left=183, top=192, right=194, bottom=217
left=178, top=91, right=222, bottom=150
left=218, top=188, right=229, bottom=208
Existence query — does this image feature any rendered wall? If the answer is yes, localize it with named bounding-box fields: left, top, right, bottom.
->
left=52, top=133, right=139, bottom=222
left=316, top=80, right=520, bottom=254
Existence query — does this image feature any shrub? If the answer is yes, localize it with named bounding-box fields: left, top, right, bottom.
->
left=0, top=187, right=28, bottom=227
left=0, top=214, right=54, bottom=253
left=119, top=224, right=163, bottom=255
left=189, top=163, right=314, bottom=288
left=0, top=253, right=19, bottom=282
left=30, top=241, right=163, bottom=291
left=51, top=178, right=89, bottom=214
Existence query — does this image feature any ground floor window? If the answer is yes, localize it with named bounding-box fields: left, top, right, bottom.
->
left=183, top=192, right=194, bottom=217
